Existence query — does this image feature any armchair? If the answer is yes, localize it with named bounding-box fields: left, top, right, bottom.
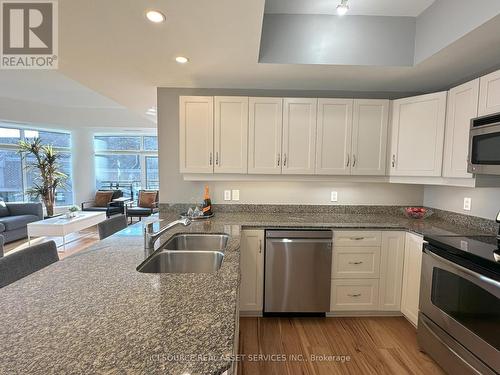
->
left=126, top=190, right=159, bottom=223
left=81, top=190, right=123, bottom=217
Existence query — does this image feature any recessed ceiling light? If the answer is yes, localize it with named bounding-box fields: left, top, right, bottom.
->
left=336, top=0, right=349, bottom=16
left=146, top=10, right=166, bottom=23
left=175, top=56, right=189, bottom=64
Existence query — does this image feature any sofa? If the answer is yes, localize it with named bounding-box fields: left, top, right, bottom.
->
left=0, top=202, right=44, bottom=244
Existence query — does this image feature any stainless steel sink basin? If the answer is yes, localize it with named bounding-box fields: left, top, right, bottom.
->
left=137, top=233, right=229, bottom=274
left=163, top=233, right=229, bottom=251
left=137, top=250, right=224, bottom=273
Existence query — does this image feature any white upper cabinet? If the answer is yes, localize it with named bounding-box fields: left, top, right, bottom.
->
left=282, top=98, right=318, bottom=175
left=179, top=96, right=214, bottom=173
left=214, top=97, right=249, bottom=174
left=479, top=69, right=500, bottom=116
left=389, top=92, right=447, bottom=177
left=315, top=99, right=353, bottom=175
left=248, top=97, right=283, bottom=174
left=351, top=99, right=389, bottom=176
left=443, top=79, right=479, bottom=178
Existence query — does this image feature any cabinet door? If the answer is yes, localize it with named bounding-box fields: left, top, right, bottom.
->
left=248, top=97, right=283, bottom=174
left=239, top=230, right=265, bottom=313
left=389, top=92, right=447, bottom=176
left=315, top=99, right=353, bottom=175
left=401, top=233, right=424, bottom=326
left=179, top=96, right=214, bottom=173
left=379, top=231, right=405, bottom=311
left=282, top=98, right=317, bottom=174
left=214, top=97, right=248, bottom=174
left=479, top=69, right=500, bottom=116
left=443, top=79, right=479, bottom=178
left=351, top=99, right=389, bottom=176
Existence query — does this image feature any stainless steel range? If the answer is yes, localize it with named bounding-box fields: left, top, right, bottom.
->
left=418, top=212, right=500, bottom=375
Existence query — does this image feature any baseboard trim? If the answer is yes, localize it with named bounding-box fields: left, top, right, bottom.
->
left=326, top=311, right=403, bottom=317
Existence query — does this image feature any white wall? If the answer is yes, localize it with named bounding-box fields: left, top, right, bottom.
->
left=158, top=88, right=424, bottom=206
left=415, top=0, right=500, bottom=63
left=423, top=186, right=500, bottom=219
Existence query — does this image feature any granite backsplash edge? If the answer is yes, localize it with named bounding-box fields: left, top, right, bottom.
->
left=159, top=204, right=499, bottom=235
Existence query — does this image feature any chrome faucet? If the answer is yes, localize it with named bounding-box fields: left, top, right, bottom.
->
left=144, top=218, right=191, bottom=252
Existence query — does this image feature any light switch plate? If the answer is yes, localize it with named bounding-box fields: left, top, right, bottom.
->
left=463, top=197, right=471, bottom=211
left=232, top=190, right=240, bottom=201
left=224, top=190, right=231, bottom=201
left=331, top=191, right=338, bottom=202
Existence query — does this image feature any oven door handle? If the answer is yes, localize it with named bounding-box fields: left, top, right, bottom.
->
left=424, top=248, right=500, bottom=289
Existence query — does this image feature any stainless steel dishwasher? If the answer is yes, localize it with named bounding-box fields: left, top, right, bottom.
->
left=264, top=229, right=333, bottom=314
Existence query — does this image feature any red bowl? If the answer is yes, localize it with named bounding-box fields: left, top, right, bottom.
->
left=403, top=207, right=432, bottom=219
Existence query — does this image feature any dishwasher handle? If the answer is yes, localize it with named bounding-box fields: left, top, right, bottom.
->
left=266, top=230, right=333, bottom=239
left=267, top=238, right=332, bottom=245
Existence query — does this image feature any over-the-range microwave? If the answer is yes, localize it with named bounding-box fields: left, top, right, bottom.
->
left=468, top=112, right=500, bottom=175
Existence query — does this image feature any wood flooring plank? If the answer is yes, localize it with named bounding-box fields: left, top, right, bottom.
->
left=238, top=317, right=445, bottom=375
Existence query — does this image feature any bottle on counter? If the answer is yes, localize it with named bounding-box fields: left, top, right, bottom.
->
left=201, top=185, right=213, bottom=217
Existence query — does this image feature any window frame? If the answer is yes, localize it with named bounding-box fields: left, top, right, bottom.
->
left=0, top=124, right=72, bottom=204
left=94, top=134, right=158, bottom=197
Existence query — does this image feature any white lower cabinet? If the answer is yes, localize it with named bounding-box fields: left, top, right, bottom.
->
left=400, top=232, right=424, bottom=326
left=330, top=279, right=379, bottom=311
left=332, top=247, right=380, bottom=279
left=239, top=230, right=264, bottom=314
left=379, top=231, right=405, bottom=311
left=331, top=230, right=405, bottom=313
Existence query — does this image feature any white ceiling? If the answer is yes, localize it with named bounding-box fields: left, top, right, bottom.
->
left=265, top=0, right=436, bottom=17
left=2, top=0, right=500, bottom=126
left=0, top=71, right=123, bottom=109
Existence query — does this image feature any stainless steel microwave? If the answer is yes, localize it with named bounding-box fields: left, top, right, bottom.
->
left=468, top=112, right=500, bottom=175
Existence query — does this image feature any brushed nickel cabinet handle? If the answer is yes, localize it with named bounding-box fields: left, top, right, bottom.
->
left=346, top=153, right=350, bottom=167
left=348, top=261, right=363, bottom=265
left=348, top=293, right=362, bottom=297
left=216, top=152, right=219, bottom=166
left=277, top=153, right=280, bottom=167
left=259, top=239, right=262, bottom=254
left=283, top=153, right=287, bottom=167
left=209, top=153, right=213, bottom=166
left=353, top=154, right=356, bottom=167
left=350, top=237, right=365, bottom=241
left=392, top=154, right=396, bottom=168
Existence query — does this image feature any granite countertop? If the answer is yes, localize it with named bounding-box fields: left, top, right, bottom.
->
left=0, top=211, right=494, bottom=375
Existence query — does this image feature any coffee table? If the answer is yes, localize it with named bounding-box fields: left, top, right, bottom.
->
left=27, top=212, right=107, bottom=251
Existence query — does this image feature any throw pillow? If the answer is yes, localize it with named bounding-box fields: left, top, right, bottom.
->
left=138, top=191, right=157, bottom=208
left=94, top=191, right=114, bottom=207
left=0, top=201, right=9, bottom=217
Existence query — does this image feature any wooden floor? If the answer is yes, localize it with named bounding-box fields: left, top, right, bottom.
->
left=238, top=317, right=445, bottom=375
left=3, top=227, right=100, bottom=259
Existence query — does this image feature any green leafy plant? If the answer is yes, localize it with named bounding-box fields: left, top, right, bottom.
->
left=18, top=138, right=68, bottom=217
left=68, top=205, right=80, bottom=213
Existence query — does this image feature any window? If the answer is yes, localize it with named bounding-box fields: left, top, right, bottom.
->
left=94, top=135, right=158, bottom=199
left=0, top=124, right=73, bottom=204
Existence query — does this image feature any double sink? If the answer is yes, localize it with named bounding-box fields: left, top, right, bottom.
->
left=137, top=233, right=229, bottom=274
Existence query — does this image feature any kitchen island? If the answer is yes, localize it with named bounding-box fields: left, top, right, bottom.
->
left=0, top=210, right=494, bottom=374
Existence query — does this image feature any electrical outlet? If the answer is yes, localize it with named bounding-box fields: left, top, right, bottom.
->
left=330, top=191, right=338, bottom=202
left=224, top=190, right=231, bottom=201
left=463, top=197, right=472, bottom=211
left=232, top=189, right=240, bottom=201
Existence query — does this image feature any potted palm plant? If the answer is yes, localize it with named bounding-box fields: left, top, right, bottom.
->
left=18, top=138, right=68, bottom=218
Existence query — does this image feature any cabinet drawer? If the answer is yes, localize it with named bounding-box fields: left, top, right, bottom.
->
left=332, top=247, right=380, bottom=279
left=330, top=279, right=379, bottom=311
left=334, top=231, right=381, bottom=247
